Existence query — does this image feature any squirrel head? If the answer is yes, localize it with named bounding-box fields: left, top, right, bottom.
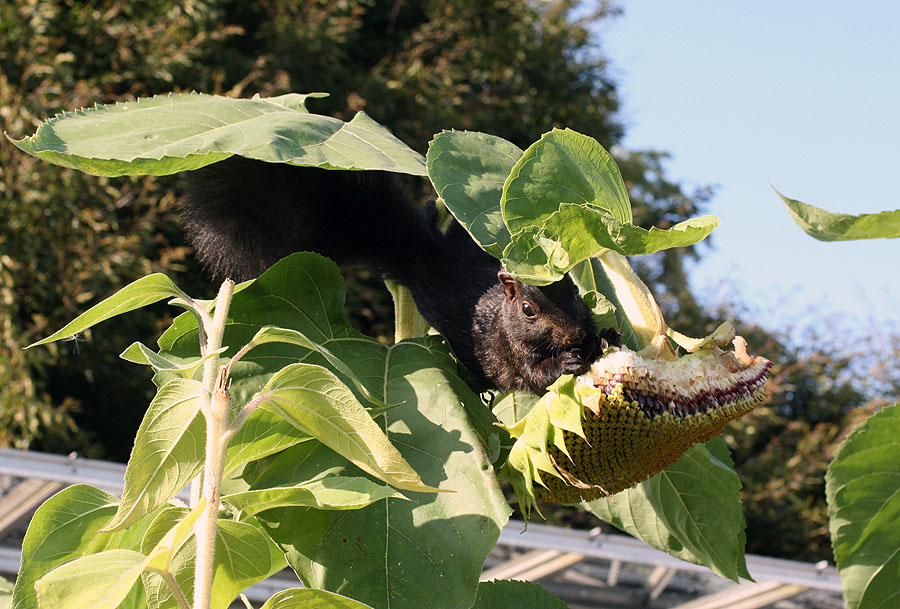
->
left=496, top=271, right=598, bottom=356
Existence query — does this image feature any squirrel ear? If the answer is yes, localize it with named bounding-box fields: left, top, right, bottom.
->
left=497, top=271, right=519, bottom=301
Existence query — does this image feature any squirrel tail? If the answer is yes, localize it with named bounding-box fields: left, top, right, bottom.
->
left=179, top=156, right=434, bottom=283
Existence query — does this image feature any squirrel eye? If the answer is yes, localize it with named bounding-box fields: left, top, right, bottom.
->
left=521, top=301, right=536, bottom=318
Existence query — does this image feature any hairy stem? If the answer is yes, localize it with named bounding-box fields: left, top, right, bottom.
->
left=192, top=279, right=235, bottom=609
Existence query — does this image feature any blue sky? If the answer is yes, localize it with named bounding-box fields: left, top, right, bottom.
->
left=600, top=2, right=899, bottom=336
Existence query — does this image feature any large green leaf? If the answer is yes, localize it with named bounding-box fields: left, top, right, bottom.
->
left=10, top=93, right=426, bottom=177
left=259, top=589, right=376, bottom=609
left=583, top=438, right=751, bottom=582
left=776, top=186, right=900, bottom=241
left=13, top=485, right=155, bottom=609
left=256, top=362, right=440, bottom=493
left=252, top=339, right=510, bottom=609
left=499, top=129, right=718, bottom=284
left=471, top=581, right=568, bottom=609
left=826, top=403, right=900, bottom=609
left=104, top=378, right=204, bottom=531
left=27, top=274, right=190, bottom=348
left=426, top=130, right=522, bottom=257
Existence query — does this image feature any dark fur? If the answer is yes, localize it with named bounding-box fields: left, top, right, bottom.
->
left=180, top=156, right=609, bottom=393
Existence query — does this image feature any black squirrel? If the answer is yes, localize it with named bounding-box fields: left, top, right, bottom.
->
left=180, top=156, right=613, bottom=394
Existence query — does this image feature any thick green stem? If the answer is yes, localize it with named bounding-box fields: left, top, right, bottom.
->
left=385, top=280, right=429, bottom=342
left=192, top=279, right=235, bottom=609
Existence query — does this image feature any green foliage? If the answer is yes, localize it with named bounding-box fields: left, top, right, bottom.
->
left=776, top=186, right=900, bottom=241
left=470, top=580, right=568, bottom=609
left=826, top=404, right=900, bottom=609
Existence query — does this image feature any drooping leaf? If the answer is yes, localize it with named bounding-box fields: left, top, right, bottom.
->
left=27, top=274, right=191, bottom=348
left=10, top=93, right=426, bottom=177
left=253, top=339, right=510, bottom=609
left=776, top=186, right=900, bottom=241
left=259, top=588, right=376, bottom=609
left=426, top=130, right=522, bottom=257
left=13, top=485, right=156, bottom=609
left=826, top=403, right=900, bottom=609
left=34, top=550, right=147, bottom=609
left=256, top=362, right=441, bottom=494
left=470, top=580, right=568, bottom=609
left=103, top=378, right=205, bottom=531
left=583, top=438, right=751, bottom=582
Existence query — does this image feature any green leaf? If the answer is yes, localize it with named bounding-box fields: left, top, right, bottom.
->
left=157, top=253, right=390, bottom=413
left=426, top=130, right=522, bottom=257
left=245, top=325, right=392, bottom=411
left=103, top=378, right=204, bottom=531
left=253, top=339, right=511, bottom=609
left=257, top=362, right=441, bottom=493
left=27, top=274, right=190, bottom=348
left=826, top=403, right=900, bottom=609
left=471, top=581, right=568, bottom=609
left=13, top=485, right=155, bottom=609
left=222, top=475, right=407, bottom=517
left=34, top=549, right=146, bottom=609
left=142, top=500, right=206, bottom=573
left=583, top=438, right=751, bottom=582
left=120, top=342, right=226, bottom=376
left=224, top=409, right=310, bottom=477
left=259, top=588, right=376, bottom=609
left=775, top=186, right=900, bottom=241
left=498, top=129, right=718, bottom=284
left=502, top=128, right=632, bottom=231
left=10, top=92, right=426, bottom=177
left=140, top=508, right=282, bottom=609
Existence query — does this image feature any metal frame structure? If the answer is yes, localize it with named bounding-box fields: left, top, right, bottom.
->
left=0, top=449, right=843, bottom=608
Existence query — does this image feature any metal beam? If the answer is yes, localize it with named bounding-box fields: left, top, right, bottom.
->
left=668, top=581, right=808, bottom=609
left=0, top=479, right=62, bottom=538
